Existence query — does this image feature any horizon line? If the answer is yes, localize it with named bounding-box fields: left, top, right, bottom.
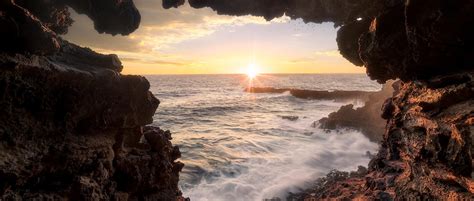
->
left=129, top=72, right=368, bottom=76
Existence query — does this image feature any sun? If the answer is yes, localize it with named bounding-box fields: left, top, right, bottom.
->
left=246, top=63, right=260, bottom=79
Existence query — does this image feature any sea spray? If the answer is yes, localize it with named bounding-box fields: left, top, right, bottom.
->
left=147, top=74, right=381, bottom=201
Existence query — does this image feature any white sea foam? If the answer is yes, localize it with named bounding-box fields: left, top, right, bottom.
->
left=182, top=129, right=378, bottom=201
left=147, top=74, right=381, bottom=201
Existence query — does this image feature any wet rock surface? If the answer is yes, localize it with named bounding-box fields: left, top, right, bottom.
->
left=318, top=81, right=397, bottom=142
left=245, top=87, right=376, bottom=101
left=291, top=74, right=474, bottom=200
left=286, top=166, right=370, bottom=201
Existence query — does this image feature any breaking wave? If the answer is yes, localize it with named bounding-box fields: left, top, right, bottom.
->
left=147, top=74, right=381, bottom=200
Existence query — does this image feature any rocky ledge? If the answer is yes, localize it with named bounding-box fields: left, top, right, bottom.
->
left=0, top=40, right=185, bottom=200
left=295, top=73, right=474, bottom=200
left=318, top=81, right=397, bottom=142
left=245, top=87, right=376, bottom=101
left=0, top=0, right=185, bottom=199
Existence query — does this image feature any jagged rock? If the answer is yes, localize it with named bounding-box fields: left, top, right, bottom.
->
left=318, top=81, right=397, bottom=142
left=245, top=87, right=376, bottom=101
left=336, top=19, right=371, bottom=66
left=279, top=115, right=299, bottom=121
left=53, top=39, right=124, bottom=72
left=292, top=73, right=474, bottom=200
left=1, top=0, right=140, bottom=56
left=0, top=0, right=60, bottom=55
left=0, top=0, right=186, bottom=200
left=14, top=0, right=74, bottom=35
left=0, top=0, right=473, bottom=200
left=62, top=0, right=141, bottom=35
left=185, top=0, right=380, bottom=25
left=0, top=38, right=184, bottom=200
left=286, top=166, right=371, bottom=201
left=163, top=0, right=185, bottom=9
left=371, top=73, right=474, bottom=199
left=359, top=4, right=410, bottom=82
left=114, top=127, right=184, bottom=200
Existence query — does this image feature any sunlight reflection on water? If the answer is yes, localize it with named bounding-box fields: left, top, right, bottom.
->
left=147, top=74, right=381, bottom=201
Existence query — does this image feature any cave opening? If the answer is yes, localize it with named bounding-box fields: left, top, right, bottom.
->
left=61, top=2, right=386, bottom=200
left=2, top=0, right=474, bottom=200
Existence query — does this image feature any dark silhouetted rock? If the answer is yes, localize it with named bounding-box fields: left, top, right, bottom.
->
left=1, top=0, right=140, bottom=56
left=319, top=81, right=397, bottom=142
left=163, top=0, right=185, bottom=9
left=63, top=0, right=141, bottom=35
left=186, top=0, right=379, bottom=26
left=0, top=0, right=186, bottom=200
left=14, top=0, right=74, bottom=35
left=0, top=1, right=60, bottom=55
left=279, top=115, right=299, bottom=121
left=0, top=30, right=184, bottom=201
left=245, top=87, right=376, bottom=101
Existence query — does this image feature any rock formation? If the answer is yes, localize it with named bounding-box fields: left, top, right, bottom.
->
left=286, top=166, right=371, bottom=201
left=293, top=74, right=474, bottom=200
left=245, top=87, right=376, bottom=101
left=1, top=0, right=473, bottom=199
left=169, top=0, right=474, bottom=199
left=318, top=81, right=397, bottom=143
left=0, top=0, right=184, bottom=200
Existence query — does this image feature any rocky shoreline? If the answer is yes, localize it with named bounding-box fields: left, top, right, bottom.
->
left=0, top=38, right=186, bottom=200
left=291, top=74, right=474, bottom=200
left=0, top=0, right=185, bottom=199
left=318, top=81, right=397, bottom=143
left=1, top=0, right=474, bottom=200
left=172, top=0, right=474, bottom=199
left=245, top=87, right=376, bottom=101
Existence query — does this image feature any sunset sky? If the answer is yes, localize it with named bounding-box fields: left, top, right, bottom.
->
left=64, top=0, right=364, bottom=75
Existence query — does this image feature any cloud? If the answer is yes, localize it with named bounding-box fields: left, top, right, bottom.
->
left=64, top=0, right=290, bottom=69
left=292, top=33, right=303, bottom=37
left=120, top=57, right=186, bottom=66
left=287, top=50, right=343, bottom=64
left=314, top=50, right=341, bottom=57
left=129, top=5, right=285, bottom=51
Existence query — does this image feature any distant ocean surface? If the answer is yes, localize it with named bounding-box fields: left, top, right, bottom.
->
left=146, top=74, right=381, bottom=201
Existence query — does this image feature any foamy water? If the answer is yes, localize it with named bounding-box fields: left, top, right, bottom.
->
left=147, top=74, right=381, bottom=201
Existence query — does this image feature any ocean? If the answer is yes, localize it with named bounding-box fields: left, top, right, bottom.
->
left=146, top=74, right=382, bottom=201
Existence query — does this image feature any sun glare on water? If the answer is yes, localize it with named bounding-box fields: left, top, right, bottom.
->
left=246, top=63, right=260, bottom=79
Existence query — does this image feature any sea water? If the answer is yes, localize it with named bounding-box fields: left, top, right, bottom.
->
left=147, top=74, right=381, bottom=201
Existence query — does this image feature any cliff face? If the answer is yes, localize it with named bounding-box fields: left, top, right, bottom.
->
left=294, top=74, right=474, bottom=200
left=371, top=74, right=474, bottom=199
left=0, top=1, right=184, bottom=200
left=0, top=40, right=185, bottom=200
